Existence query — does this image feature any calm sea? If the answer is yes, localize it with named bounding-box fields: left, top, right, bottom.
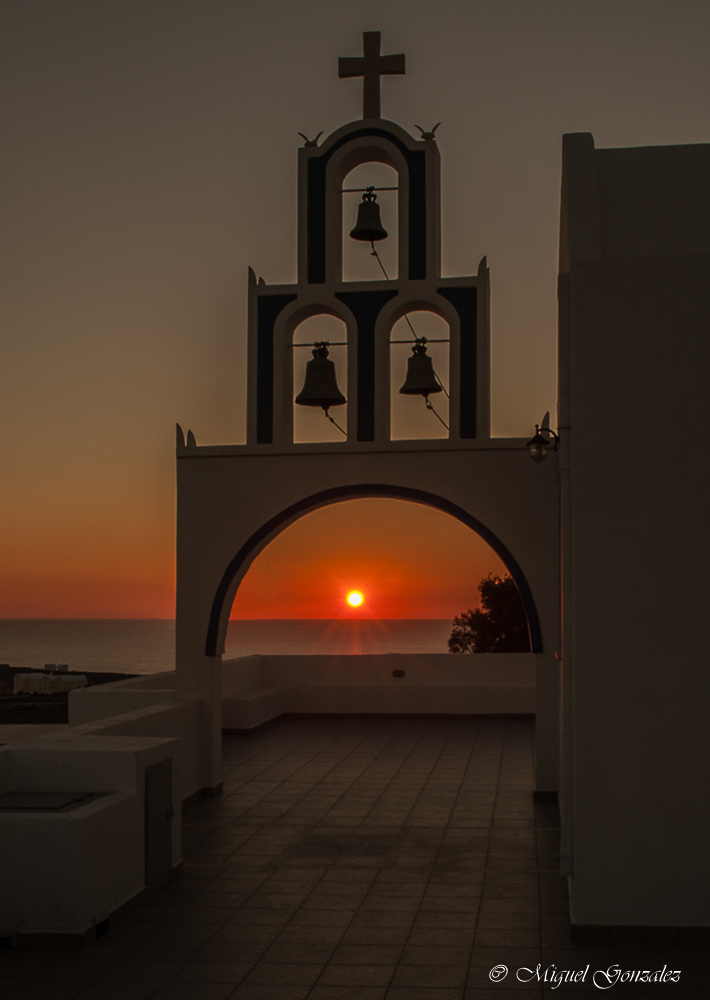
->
left=0, top=619, right=453, bottom=675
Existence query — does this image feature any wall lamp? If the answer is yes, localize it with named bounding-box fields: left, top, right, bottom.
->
left=526, top=424, right=560, bottom=463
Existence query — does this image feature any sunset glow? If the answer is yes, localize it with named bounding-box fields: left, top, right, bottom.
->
left=230, top=499, right=507, bottom=620
left=347, top=591, right=364, bottom=607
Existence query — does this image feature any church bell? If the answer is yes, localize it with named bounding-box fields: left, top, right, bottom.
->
left=399, top=340, right=442, bottom=398
left=295, top=342, right=347, bottom=409
left=349, top=189, right=388, bottom=243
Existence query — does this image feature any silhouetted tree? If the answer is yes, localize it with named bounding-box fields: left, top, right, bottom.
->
left=448, top=573, right=530, bottom=653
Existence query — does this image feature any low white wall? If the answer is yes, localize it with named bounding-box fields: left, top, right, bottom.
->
left=224, top=652, right=536, bottom=688
left=68, top=671, right=177, bottom=725
left=0, top=734, right=179, bottom=937
left=0, top=791, right=139, bottom=935
left=222, top=656, right=262, bottom=698
left=78, top=702, right=203, bottom=805
left=222, top=653, right=537, bottom=730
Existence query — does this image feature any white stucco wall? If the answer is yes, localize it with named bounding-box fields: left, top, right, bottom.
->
left=0, top=734, right=179, bottom=938
left=560, top=133, right=710, bottom=927
left=222, top=652, right=542, bottom=730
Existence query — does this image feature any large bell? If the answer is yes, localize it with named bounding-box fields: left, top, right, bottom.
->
left=349, top=189, right=388, bottom=243
left=399, top=341, right=443, bottom=398
left=295, top=342, right=347, bottom=409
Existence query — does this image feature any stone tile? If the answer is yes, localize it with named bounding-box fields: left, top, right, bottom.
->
left=192, top=942, right=271, bottom=963
left=413, top=911, right=478, bottom=929
left=318, top=965, right=397, bottom=987
left=400, top=946, right=472, bottom=966
left=407, top=928, right=475, bottom=948
left=476, top=912, right=539, bottom=931
left=473, top=927, right=541, bottom=948
left=266, top=868, right=326, bottom=883
left=359, top=896, right=420, bottom=912
left=374, top=871, right=430, bottom=885
left=103, top=959, right=186, bottom=982
left=71, top=985, right=161, bottom=1000
left=171, top=961, right=253, bottom=982
left=241, top=962, right=324, bottom=986
left=391, top=964, right=468, bottom=987
left=149, top=984, right=236, bottom=1000
left=348, top=910, right=417, bottom=928
left=463, top=989, right=543, bottom=1000
left=124, top=939, right=203, bottom=962
left=166, top=905, right=235, bottom=925
left=0, top=983, right=89, bottom=1000
left=225, top=909, right=293, bottom=927
left=329, top=945, right=403, bottom=965
left=425, top=884, right=484, bottom=898
left=28, top=959, right=117, bottom=982
left=322, top=870, right=378, bottom=884
left=288, top=908, right=355, bottom=927
left=303, top=893, right=365, bottom=910
left=146, top=922, right=226, bottom=942
left=339, top=927, right=412, bottom=948
left=386, top=989, right=465, bottom=1000
left=419, top=896, right=481, bottom=912
left=469, top=947, right=541, bottom=967
left=309, top=989, right=387, bottom=1000
left=261, top=942, right=336, bottom=963
left=275, top=925, right=347, bottom=945
left=210, top=923, right=281, bottom=943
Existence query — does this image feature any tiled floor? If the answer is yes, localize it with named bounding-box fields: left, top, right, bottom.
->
left=0, top=716, right=707, bottom=998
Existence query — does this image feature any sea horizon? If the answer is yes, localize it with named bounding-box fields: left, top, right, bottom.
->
left=0, top=618, right=455, bottom=675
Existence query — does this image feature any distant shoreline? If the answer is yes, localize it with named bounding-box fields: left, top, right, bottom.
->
left=0, top=664, right=138, bottom=725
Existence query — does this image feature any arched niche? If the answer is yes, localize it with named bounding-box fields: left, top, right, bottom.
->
left=292, top=314, right=348, bottom=443
left=342, top=162, right=399, bottom=283
left=390, top=310, right=450, bottom=441
left=324, top=136, right=410, bottom=284
left=206, top=484, right=543, bottom=658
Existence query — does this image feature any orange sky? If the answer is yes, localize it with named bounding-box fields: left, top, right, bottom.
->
left=2, top=3, right=709, bottom=618
left=231, top=499, right=505, bottom=620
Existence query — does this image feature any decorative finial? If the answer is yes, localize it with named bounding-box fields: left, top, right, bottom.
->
left=338, top=31, right=405, bottom=119
left=414, top=122, right=441, bottom=142
left=297, top=131, right=323, bottom=148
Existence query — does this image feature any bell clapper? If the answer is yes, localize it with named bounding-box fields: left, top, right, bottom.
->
left=369, top=239, right=390, bottom=279
left=323, top=407, right=347, bottom=436
left=424, top=397, right=449, bottom=430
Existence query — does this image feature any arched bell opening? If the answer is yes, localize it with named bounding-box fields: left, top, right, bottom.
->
left=225, top=497, right=526, bottom=657
left=342, top=162, right=399, bottom=283
left=293, top=314, right=348, bottom=443
left=206, top=484, right=543, bottom=658
left=390, top=310, right=450, bottom=441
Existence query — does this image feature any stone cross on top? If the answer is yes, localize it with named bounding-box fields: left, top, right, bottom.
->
left=339, top=31, right=405, bottom=120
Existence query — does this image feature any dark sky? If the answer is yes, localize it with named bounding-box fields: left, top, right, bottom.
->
left=2, top=0, right=709, bottom=617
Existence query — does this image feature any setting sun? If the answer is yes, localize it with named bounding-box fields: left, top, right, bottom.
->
left=346, top=591, right=364, bottom=607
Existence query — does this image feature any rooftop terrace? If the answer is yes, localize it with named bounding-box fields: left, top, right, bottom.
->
left=0, top=717, right=706, bottom=998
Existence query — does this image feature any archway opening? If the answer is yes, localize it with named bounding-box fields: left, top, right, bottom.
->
left=293, top=314, right=348, bottom=443
left=390, top=311, right=450, bottom=440
left=342, top=162, right=398, bottom=283
left=226, top=497, right=521, bottom=657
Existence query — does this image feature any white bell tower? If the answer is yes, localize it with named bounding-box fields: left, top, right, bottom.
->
left=175, top=31, right=560, bottom=797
